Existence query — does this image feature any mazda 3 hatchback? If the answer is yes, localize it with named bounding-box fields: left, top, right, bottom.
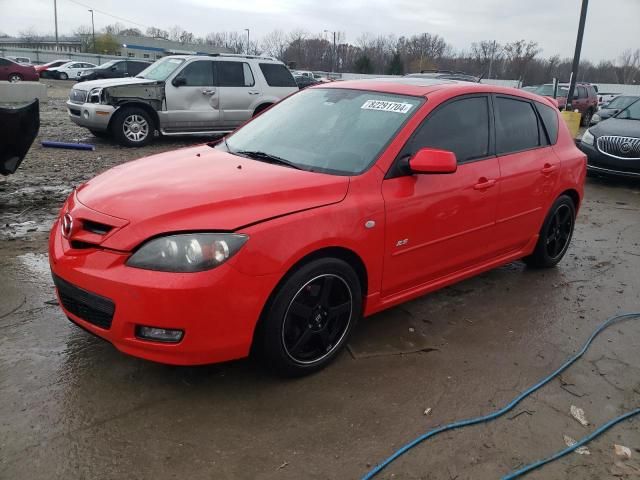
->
left=50, top=78, right=586, bottom=375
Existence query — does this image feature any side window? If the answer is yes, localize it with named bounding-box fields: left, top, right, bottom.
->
left=577, top=86, right=587, bottom=99
left=0, top=59, right=10, bottom=67
left=114, top=62, right=126, bottom=73
left=70, top=63, right=82, bottom=68
left=179, top=60, right=214, bottom=86
left=259, top=63, right=297, bottom=87
left=216, top=61, right=254, bottom=87
left=535, top=101, right=559, bottom=145
left=494, top=97, right=540, bottom=154
left=129, top=62, right=147, bottom=75
left=410, top=96, right=490, bottom=163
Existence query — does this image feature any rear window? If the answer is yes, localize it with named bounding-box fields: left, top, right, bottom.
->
left=535, top=102, right=559, bottom=144
left=495, top=97, right=540, bottom=154
left=259, top=63, right=297, bottom=87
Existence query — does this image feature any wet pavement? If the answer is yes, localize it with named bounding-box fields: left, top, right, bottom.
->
left=1, top=81, right=640, bottom=479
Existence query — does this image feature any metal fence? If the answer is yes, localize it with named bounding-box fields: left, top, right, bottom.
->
left=0, top=47, right=122, bottom=66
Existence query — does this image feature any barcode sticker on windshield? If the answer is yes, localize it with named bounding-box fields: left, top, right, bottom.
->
left=361, top=100, right=413, bottom=114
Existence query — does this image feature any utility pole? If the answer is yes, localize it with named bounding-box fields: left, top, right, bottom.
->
left=88, top=9, right=95, bottom=53
left=53, top=0, right=59, bottom=52
left=244, top=29, right=250, bottom=55
left=332, top=31, right=336, bottom=72
left=566, top=0, right=589, bottom=110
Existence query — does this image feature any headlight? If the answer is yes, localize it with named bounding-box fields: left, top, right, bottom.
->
left=127, top=233, right=248, bottom=272
left=581, top=129, right=595, bottom=146
left=591, top=113, right=601, bottom=123
left=88, top=87, right=102, bottom=103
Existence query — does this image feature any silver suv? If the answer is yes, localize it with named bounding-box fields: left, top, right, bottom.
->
left=66, top=54, right=299, bottom=147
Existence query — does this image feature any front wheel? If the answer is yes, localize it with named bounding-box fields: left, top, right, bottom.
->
left=524, top=195, right=576, bottom=268
left=111, top=107, right=154, bottom=147
left=257, top=258, right=362, bottom=376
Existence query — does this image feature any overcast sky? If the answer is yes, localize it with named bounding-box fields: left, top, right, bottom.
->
left=3, top=0, right=639, bottom=62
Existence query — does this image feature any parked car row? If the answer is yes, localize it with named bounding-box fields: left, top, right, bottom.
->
left=0, top=57, right=38, bottom=82
left=526, top=82, right=598, bottom=126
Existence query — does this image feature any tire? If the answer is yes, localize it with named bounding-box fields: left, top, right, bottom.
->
left=257, top=258, right=362, bottom=376
left=523, top=195, right=576, bottom=268
left=89, top=129, right=110, bottom=138
left=58, top=72, right=68, bottom=80
left=111, top=106, right=154, bottom=147
left=581, top=109, right=593, bottom=127
left=8, top=73, right=23, bottom=83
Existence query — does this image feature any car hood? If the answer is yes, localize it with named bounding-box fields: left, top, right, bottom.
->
left=74, top=145, right=350, bottom=251
left=72, top=77, right=156, bottom=91
left=591, top=118, right=640, bottom=137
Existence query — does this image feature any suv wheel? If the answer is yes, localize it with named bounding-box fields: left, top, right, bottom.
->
left=8, top=73, right=23, bottom=82
left=523, top=195, right=576, bottom=268
left=111, top=107, right=154, bottom=147
left=258, top=258, right=361, bottom=376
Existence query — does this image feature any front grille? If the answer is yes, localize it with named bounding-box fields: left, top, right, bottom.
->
left=596, top=135, right=640, bottom=160
left=82, top=220, right=113, bottom=235
left=53, top=274, right=115, bottom=329
left=69, top=89, right=88, bottom=104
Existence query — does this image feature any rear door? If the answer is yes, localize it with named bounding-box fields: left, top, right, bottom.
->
left=215, top=61, right=259, bottom=126
left=164, top=59, right=221, bottom=131
left=493, top=95, right=559, bottom=254
left=381, top=95, right=501, bottom=295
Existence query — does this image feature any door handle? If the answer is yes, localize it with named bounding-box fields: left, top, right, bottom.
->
left=201, top=89, right=216, bottom=95
left=248, top=90, right=260, bottom=95
left=473, top=178, right=496, bottom=190
left=541, top=163, right=558, bottom=175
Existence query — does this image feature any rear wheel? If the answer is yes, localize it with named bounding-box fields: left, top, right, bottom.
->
left=58, top=72, right=69, bottom=80
left=111, top=106, right=154, bottom=147
left=258, top=258, right=361, bottom=376
left=524, top=195, right=576, bottom=268
left=8, top=73, right=23, bottom=82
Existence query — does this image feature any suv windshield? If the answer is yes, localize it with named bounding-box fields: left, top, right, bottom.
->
left=533, top=85, right=568, bottom=97
left=137, top=57, right=185, bottom=80
left=615, top=98, right=640, bottom=121
left=220, top=88, right=423, bottom=175
left=606, top=96, right=639, bottom=110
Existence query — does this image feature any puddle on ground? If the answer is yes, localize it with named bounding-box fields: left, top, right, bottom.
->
left=17, top=252, right=51, bottom=280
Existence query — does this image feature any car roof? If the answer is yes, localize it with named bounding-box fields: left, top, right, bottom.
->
left=318, top=77, right=556, bottom=104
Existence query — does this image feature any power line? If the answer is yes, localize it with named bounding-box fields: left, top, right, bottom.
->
left=62, top=0, right=152, bottom=30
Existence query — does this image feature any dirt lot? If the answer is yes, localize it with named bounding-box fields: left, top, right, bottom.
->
left=1, top=79, right=640, bottom=480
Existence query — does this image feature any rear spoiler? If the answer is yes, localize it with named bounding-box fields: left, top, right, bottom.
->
left=0, top=99, right=40, bottom=175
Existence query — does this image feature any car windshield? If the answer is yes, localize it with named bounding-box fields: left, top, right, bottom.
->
left=605, top=96, right=639, bottom=110
left=615, top=98, right=640, bottom=121
left=533, top=85, right=568, bottom=97
left=137, top=57, right=185, bottom=80
left=220, top=88, right=423, bottom=175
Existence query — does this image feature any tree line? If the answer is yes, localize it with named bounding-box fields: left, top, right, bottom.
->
left=14, top=24, right=640, bottom=85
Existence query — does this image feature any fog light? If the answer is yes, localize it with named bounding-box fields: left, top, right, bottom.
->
left=136, top=325, right=184, bottom=343
left=83, top=110, right=90, bottom=119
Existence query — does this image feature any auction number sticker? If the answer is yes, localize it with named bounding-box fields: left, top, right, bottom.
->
left=361, top=100, right=413, bottom=114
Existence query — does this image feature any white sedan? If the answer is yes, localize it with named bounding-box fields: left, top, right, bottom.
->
left=48, top=61, right=97, bottom=80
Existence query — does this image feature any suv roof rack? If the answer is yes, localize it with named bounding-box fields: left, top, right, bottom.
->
left=167, top=52, right=277, bottom=61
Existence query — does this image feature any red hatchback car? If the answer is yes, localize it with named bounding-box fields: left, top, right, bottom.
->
left=49, top=79, right=586, bottom=375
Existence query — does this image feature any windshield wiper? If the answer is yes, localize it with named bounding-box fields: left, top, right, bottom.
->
left=235, top=150, right=302, bottom=170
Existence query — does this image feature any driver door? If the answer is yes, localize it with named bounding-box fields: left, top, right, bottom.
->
left=164, top=59, right=221, bottom=131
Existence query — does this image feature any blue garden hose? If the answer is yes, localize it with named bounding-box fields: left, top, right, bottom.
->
left=361, top=312, right=640, bottom=480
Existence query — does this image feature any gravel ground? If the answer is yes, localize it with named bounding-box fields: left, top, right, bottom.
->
left=1, top=79, right=639, bottom=480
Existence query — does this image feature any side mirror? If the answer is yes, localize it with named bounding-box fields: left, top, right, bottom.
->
left=172, top=76, right=186, bottom=87
left=409, top=148, right=457, bottom=174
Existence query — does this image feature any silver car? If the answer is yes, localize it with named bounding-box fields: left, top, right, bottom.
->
left=66, top=54, right=299, bottom=147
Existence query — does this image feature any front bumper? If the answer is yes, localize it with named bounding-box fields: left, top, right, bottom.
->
left=49, top=217, right=279, bottom=365
left=66, top=100, right=115, bottom=131
left=578, top=140, right=640, bottom=178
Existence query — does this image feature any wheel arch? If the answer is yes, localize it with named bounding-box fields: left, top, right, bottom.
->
left=559, top=188, right=581, bottom=209
left=253, top=102, right=273, bottom=117
left=249, top=245, right=368, bottom=353
left=108, top=101, right=160, bottom=131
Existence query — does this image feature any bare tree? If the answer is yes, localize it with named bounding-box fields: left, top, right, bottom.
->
left=618, top=49, right=640, bottom=84
left=503, top=40, right=540, bottom=84
left=103, top=23, right=126, bottom=36
left=260, top=30, right=288, bottom=59
left=146, top=27, right=169, bottom=39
